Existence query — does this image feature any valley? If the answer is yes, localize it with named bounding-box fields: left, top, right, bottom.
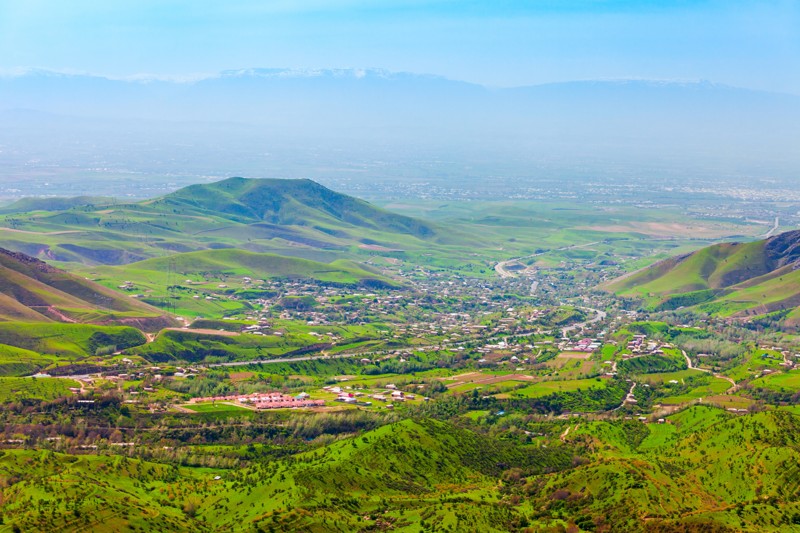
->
left=1, top=178, right=800, bottom=531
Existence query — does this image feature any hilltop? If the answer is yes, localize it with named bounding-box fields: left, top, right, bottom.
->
left=0, top=178, right=448, bottom=267
left=157, top=177, right=436, bottom=238
left=605, top=229, right=800, bottom=321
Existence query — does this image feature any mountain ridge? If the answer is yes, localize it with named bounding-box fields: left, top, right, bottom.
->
left=604, top=230, right=800, bottom=320
left=3, top=68, right=797, bottom=171
left=5, top=67, right=799, bottom=96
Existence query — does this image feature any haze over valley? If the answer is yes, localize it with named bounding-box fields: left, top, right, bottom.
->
left=2, top=68, right=799, bottom=203
left=1, top=1, right=800, bottom=532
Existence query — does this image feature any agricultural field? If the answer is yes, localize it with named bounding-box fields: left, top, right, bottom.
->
left=500, top=377, right=607, bottom=399
left=2, top=178, right=800, bottom=531
left=657, top=377, right=733, bottom=404
left=750, top=369, right=800, bottom=392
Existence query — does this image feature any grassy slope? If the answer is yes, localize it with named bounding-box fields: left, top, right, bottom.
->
left=1, top=419, right=571, bottom=532
left=75, top=248, right=398, bottom=318
left=609, top=240, right=768, bottom=296
left=0, top=344, right=55, bottom=376
left=0, top=322, right=146, bottom=359
left=548, top=406, right=800, bottom=530
left=0, top=178, right=453, bottom=269
left=0, top=376, right=80, bottom=401
left=699, top=267, right=800, bottom=317
left=0, top=248, right=169, bottom=329
left=115, top=249, right=397, bottom=286
left=607, top=235, right=800, bottom=317
left=5, top=408, right=800, bottom=531
left=0, top=196, right=113, bottom=214
left=161, top=177, right=439, bottom=238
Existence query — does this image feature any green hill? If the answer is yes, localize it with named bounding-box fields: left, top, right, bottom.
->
left=0, top=247, right=172, bottom=330
left=605, top=230, right=800, bottom=318
left=0, top=195, right=113, bottom=214
left=6, top=408, right=800, bottom=531
left=0, top=178, right=449, bottom=267
left=0, top=418, right=571, bottom=532
left=540, top=406, right=800, bottom=530
left=158, top=177, right=437, bottom=238
left=90, top=248, right=399, bottom=288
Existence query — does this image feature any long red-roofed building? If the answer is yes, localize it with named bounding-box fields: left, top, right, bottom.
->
left=189, top=392, right=324, bottom=409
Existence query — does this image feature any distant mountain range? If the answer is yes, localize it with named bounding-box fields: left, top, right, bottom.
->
left=605, top=230, right=800, bottom=327
left=2, top=68, right=798, bottom=168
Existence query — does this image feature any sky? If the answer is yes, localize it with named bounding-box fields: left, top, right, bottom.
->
left=1, top=0, right=799, bottom=93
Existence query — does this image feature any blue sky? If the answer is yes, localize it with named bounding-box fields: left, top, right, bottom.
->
left=1, top=0, right=798, bottom=92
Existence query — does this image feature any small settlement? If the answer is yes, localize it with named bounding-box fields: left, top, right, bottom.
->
left=189, top=392, right=323, bottom=410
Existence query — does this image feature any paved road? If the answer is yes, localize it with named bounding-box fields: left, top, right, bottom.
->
left=561, top=307, right=607, bottom=337
left=761, top=216, right=780, bottom=239
left=48, top=303, right=608, bottom=380
left=494, top=241, right=601, bottom=278
left=682, top=350, right=737, bottom=393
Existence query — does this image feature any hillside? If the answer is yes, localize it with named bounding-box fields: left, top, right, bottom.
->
left=0, top=247, right=172, bottom=330
left=158, top=177, right=437, bottom=238
left=5, top=408, right=800, bottom=531
left=0, top=196, right=113, bottom=214
left=90, top=249, right=399, bottom=288
left=0, top=418, right=572, bottom=532
left=605, top=230, right=800, bottom=317
left=0, top=178, right=452, bottom=267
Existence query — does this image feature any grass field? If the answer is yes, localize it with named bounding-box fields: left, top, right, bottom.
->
left=503, top=378, right=607, bottom=399
left=183, top=402, right=252, bottom=414
left=0, top=376, right=79, bottom=402
left=0, top=344, right=56, bottom=376
left=542, top=358, right=600, bottom=379
left=658, top=377, right=733, bottom=404
left=0, top=322, right=146, bottom=359
left=633, top=369, right=708, bottom=384
left=450, top=379, right=525, bottom=395
left=749, top=369, right=800, bottom=392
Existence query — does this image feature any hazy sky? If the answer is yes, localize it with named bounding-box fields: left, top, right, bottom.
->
left=1, top=0, right=798, bottom=92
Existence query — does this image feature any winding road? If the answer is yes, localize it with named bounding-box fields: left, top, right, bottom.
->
left=561, top=307, right=607, bottom=338
left=494, top=241, right=602, bottom=278
left=682, top=350, right=737, bottom=393
left=761, top=216, right=780, bottom=239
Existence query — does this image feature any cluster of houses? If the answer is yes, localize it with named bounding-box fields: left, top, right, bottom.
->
left=189, top=392, right=323, bottom=410
left=625, top=334, right=667, bottom=356
left=240, top=321, right=271, bottom=335
left=758, top=345, right=800, bottom=368
left=560, top=337, right=602, bottom=353
left=323, top=383, right=420, bottom=408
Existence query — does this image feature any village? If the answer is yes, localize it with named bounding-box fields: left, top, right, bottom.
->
left=188, top=391, right=324, bottom=410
